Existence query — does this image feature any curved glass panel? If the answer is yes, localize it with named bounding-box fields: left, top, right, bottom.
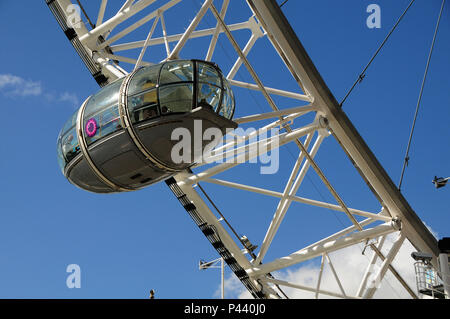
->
left=61, top=127, right=80, bottom=165
left=84, top=78, right=123, bottom=119
left=57, top=110, right=80, bottom=172
left=198, top=83, right=222, bottom=111
left=84, top=104, right=122, bottom=145
left=128, top=88, right=159, bottom=123
left=220, top=79, right=235, bottom=119
left=57, top=136, right=66, bottom=173
left=198, top=62, right=221, bottom=87
left=128, top=64, right=161, bottom=96
left=159, top=61, right=193, bottom=85
left=61, top=109, right=78, bottom=134
left=100, top=105, right=122, bottom=136
left=159, top=83, right=193, bottom=114
left=83, top=78, right=124, bottom=146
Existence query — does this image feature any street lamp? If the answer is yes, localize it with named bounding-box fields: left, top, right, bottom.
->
left=199, top=257, right=225, bottom=299
left=432, top=176, right=449, bottom=189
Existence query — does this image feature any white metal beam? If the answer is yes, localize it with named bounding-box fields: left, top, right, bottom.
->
left=48, top=0, right=434, bottom=300
left=179, top=122, right=319, bottom=186
left=233, top=104, right=316, bottom=124
left=246, top=0, right=439, bottom=261
left=159, top=12, right=171, bottom=58
left=356, top=235, right=387, bottom=297
left=174, top=171, right=279, bottom=298
left=134, top=15, right=160, bottom=70
left=109, top=21, right=251, bottom=52
left=363, top=233, right=406, bottom=298
left=228, top=79, right=311, bottom=102
left=96, top=0, right=180, bottom=51
left=167, top=0, right=213, bottom=60
left=249, top=222, right=400, bottom=277
left=79, top=0, right=158, bottom=46
left=263, top=277, right=359, bottom=299
left=256, top=132, right=325, bottom=264
left=315, top=254, right=326, bottom=299
left=96, top=0, right=108, bottom=27
left=118, top=0, right=135, bottom=14
left=227, top=34, right=258, bottom=80
left=325, top=253, right=346, bottom=297
left=202, top=178, right=391, bottom=223
left=206, top=0, right=230, bottom=61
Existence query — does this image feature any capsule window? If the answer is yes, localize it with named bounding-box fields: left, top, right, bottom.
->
left=98, top=105, right=122, bottom=138
left=61, top=110, right=78, bottom=134
left=57, top=138, right=65, bottom=173
left=128, top=88, right=159, bottom=123
left=61, top=127, right=80, bottom=164
left=128, top=64, right=160, bottom=96
left=220, top=79, right=235, bottom=119
left=220, top=89, right=231, bottom=118
left=84, top=78, right=123, bottom=118
left=57, top=111, right=81, bottom=172
left=83, top=78, right=124, bottom=146
left=84, top=104, right=122, bottom=145
left=159, top=83, right=193, bottom=114
left=197, top=62, right=221, bottom=87
left=159, top=61, right=194, bottom=85
left=198, top=83, right=222, bottom=111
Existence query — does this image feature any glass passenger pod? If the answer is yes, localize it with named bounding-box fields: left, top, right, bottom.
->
left=57, top=59, right=237, bottom=193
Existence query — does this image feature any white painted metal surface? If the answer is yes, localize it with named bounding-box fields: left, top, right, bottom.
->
left=439, top=253, right=450, bottom=299
left=47, top=0, right=440, bottom=299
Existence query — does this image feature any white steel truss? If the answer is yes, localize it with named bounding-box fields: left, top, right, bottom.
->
left=47, top=0, right=440, bottom=299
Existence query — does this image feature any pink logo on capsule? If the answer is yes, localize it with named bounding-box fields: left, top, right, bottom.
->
left=85, top=118, right=98, bottom=137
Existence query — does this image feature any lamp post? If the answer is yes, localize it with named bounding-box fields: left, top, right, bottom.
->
left=199, top=257, right=225, bottom=299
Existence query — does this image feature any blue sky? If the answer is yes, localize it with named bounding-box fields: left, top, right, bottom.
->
left=0, top=0, right=448, bottom=299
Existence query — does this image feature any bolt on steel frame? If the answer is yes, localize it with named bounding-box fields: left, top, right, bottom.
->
left=47, top=0, right=440, bottom=299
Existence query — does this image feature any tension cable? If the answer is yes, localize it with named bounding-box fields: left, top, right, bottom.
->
left=340, top=0, right=415, bottom=107
left=398, top=0, right=445, bottom=190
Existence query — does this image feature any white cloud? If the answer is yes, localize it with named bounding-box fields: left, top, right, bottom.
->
left=0, top=74, right=42, bottom=97
left=220, top=233, right=425, bottom=299
left=214, top=272, right=250, bottom=299
left=0, top=74, right=22, bottom=87
left=58, top=92, right=80, bottom=108
left=0, top=73, right=79, bottom=107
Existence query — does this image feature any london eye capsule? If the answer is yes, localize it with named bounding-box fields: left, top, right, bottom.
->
left=56, top=60, right=237, bottom=193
